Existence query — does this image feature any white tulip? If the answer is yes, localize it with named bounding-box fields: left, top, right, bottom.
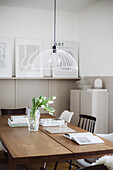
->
left=44, top=97, right=46, bottom=100
left=48, top=101, right=54, bottom=104
left=39, top=99, right=42, bottom=103
left=49, top=112, right=53, bottom=116
left=41, top=105, right=45, bottom=109
left=52, top=96, right=56, bottom=100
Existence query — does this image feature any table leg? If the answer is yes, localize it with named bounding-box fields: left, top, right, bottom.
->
left=8, top=154, right=16, bottom=170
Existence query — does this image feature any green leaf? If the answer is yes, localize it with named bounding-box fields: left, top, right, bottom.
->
left=45, top=97, right=52, bottom=103
left=35, top=99, right=39, bottom=108
left=44, top=106, right=55, bottom=113
left=32, top=97, right=35, bottom=108
left=39, top=94, right=42, bottom=99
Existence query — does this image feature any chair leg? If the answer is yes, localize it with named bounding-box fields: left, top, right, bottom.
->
left=40, top=168, right=46, bottom=170
left=44, top=162, right=46, bottom=168
left=71, top=161, right=80, bottom=169
left=69, top=160, right=72, bottom=170
left=40, top=162, right=46, bottom=170
left=4, top=152, right=8, bottom=163
left=54, top=161, right=58, bottom=170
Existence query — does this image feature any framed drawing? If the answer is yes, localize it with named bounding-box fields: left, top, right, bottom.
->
left=52, top=40, right=78, bottom=78
left=55, top=41, right=78, bottom=65
left=0, top=38, right=12, bottom=77
left=15, top=38, right=43, bottom=77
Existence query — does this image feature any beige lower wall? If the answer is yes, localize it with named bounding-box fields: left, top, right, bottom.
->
left=51, top=80, right=77, bottom=117
left=0, top=80, right=16, bottom=109
left=0, top=79, right=77, bottom=117
left=85, top=76, right=113, bottom=133
left=1, top=77, right=112, bottom=133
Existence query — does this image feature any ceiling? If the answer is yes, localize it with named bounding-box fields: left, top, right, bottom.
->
left=0, top=0, right=102, bottom=12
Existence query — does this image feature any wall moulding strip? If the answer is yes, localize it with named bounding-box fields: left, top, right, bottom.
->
left=0, top=77, right=80, bottom=80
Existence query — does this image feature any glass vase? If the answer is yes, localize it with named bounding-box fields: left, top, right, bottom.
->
left=28, top=109, right=40, bottom=131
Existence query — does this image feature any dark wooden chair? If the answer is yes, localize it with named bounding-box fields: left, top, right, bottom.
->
left=1, top=109, right=25, bottom=150
left=0, top=108, right=28, bottom=170
left=54, top=113, right=96, bottom=170
left=1, top=108, right=26, bottom=156
left=78, top=113, right=96, bottom=133
left=70, top=114, right=97, bottom=169
left=1, top=108, right=26, bottom=115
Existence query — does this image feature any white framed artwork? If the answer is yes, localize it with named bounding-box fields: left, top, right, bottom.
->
left=55, top=40, right=78, bottom=66
left=52, top=40, right=78, bottom=78
left=15, top=38, right=43, bottom=77
left=0, top=38, right=12, bottom=77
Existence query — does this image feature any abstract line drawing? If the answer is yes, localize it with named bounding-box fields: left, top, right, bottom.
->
left=15, top=38, right=42, bottom=77
left=20, top=45, right=39, bottom=71
left=0, top=43, right=6, bottom=68
left=0, top=38, right=11, bottom=77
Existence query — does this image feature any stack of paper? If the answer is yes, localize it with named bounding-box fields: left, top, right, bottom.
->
left=46, top=127, right=75, bottom=133
left=39, top=118, right=64, bottom=127
left=8, top=115, right=28, bottom=127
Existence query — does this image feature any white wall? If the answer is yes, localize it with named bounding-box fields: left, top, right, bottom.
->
left=79, top=0, right=113, bottom=76
left=1, top=2, right=113, bottom=132
left=0, top=6, right=79, bottom=76
left=0, top=6, right=78, bottom=118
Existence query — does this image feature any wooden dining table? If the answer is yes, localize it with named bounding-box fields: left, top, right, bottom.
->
left=0, top=113, right=113, bottom=170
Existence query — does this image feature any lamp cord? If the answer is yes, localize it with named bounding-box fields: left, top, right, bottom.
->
left=54, top=0, right=56, bottom=46
left=53, top=0, right=56, bottom=53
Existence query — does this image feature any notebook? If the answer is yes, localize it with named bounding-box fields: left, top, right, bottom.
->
left=45, top=127, right=75, bottom=133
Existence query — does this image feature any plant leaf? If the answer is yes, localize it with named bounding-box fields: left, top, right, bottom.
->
left=32, top=97, right=35, bottom=108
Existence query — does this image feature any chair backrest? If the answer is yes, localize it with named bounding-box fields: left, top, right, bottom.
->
left=1, top=108, right=26, bottom=115
left=78, top=113, right=96, bottom=133
left=59, top=110, right=74, bottom=123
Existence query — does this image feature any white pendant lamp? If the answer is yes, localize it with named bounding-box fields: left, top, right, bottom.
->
left=32, top=0, right=78, bottom=77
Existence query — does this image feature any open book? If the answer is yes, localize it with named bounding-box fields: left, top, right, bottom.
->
left=63, top=132, right=104, bottom=145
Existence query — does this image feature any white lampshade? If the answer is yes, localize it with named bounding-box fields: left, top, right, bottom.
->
left=32, top=49, right=78, bottom=77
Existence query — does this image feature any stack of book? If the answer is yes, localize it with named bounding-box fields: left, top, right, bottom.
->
left=39, top=118, right=64, bottom=127
left=8, top=115, right=28, bottom=127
